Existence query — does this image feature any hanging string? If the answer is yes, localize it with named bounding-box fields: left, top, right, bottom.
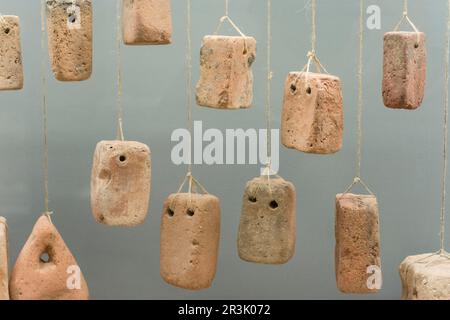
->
left=394, top=0, right=420, bottom=44
left=214, top=0, right=247, bottom=37
left=116, top=0, right=124, bottom=141
left=265, top=0, right=272, bottom=171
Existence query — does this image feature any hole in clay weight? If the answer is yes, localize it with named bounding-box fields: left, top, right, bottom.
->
left=269, top=200, right=278, bottom=209
left=306, top=87, right=312, bottom=95
left=119, top=155, right=127, bottom=162
left=167, top=208, right=174, bottom=217
left=414, top=43, right=419, bottom=49
left=4, top=28, right=10, bottom=34
left=187, top=209, right=195, bottom=217
left=40, top=252, right=51, bottom=263
left=68, top=14, right=77, bottom=24
left=290, top=84, right=297, bottom=94
left=248, top=196, right=257, bottom=203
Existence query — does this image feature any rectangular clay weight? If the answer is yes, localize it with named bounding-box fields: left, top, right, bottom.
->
left=0, top=16, right=23, bottom=90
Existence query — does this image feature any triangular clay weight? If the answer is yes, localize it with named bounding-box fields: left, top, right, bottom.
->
left=281, top=72, right=344, bottom=154
left=335, top=193, right=382, bottom=294
left=91, top=140, right=151, bottom=227
left=0, top=16, right=24, bottom=90
left=0, top=217, right=9, bottom=300
left=382, top=32, right=426, bottom=109
left=46, top=0, right=92, bottom=81
left=9, top=215, right=89, bottom=300
left=122, top=0, right=172, bottom=45
left=160, top=193, right=221, bottom=290
left=399, top=253, right=450, bottom=300
left=237, top=176, right=296, bottom=264
left=196, top=35, right=256, bottom=109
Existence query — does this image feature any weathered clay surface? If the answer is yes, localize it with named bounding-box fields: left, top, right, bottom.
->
left=122, top=0, right=172, bottom=45
left=10, top=215, right=89, bottom=300
left=160, top=193, right=221, bottom=290
left=335, top=193, right=382, bottom=294
left=91, top=140, right=151, bottom=227
left=382, top=32, right=426, bottom=109
left=400, top=253, right=450, bottom=300
left=281, top=72, right=343, bottom=154
left=0, top=217, right=8, bottom=300
left=46, top=0, right=92, bottom=81
left=0, top=16, right=23, bottom=90
left=238, top=176, right=296, bottom=264
left=196, top=35, right=256, bottom=109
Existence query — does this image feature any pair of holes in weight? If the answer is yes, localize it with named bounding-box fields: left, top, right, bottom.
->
left=167, top=208, right=195, bottom=217
left=290, top=84, right=312, bottom=95
left=248, top=196, right=279, bottom=210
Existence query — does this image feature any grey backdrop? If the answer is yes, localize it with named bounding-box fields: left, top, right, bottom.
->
left=0, top=0, right=446, bottom=300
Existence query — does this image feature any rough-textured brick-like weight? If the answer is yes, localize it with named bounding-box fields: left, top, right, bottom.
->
left=382, top=32, right=426, bottom=109
left=400, top=253, right=450, bottom=300
left=196, top=36, right=256, bottom=109
left=46, top=0, right=92, bottom=81
left=160, top=193, right=221, bottom=290
left=0, top=16, right=24, bottom=90
left=9, top=215, right=89, bottom=300
left=335, top=193, right=382, bottom=294
left=238, top=176, right=296, bottom=264
left=281, top=72, right=344, bottom=154
left=91, top=140, right=151, bottom=227
left=0, top=217, right=8, bottom=300
left=122, top=0, right=172, bottom=45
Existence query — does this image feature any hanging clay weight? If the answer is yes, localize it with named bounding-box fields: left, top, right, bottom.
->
left=0, top=218, right=8, bottom=300
left=9, top=215, right=89, bottom=300
left=335, top=193, right=382, bottom=294
left=281, top=72, right=344, bottom=154
left=382, top=32, right=426, bottom=109
left=160, top=193, right=221, bottom=290
left=196, top=36, right=256, bottom=109
left=0, top=16, right=24, bottom=90
left=399, top=253, right=450, bottom=300
left=46, top=0, right=92, bottom=81
left=91, top=140, right=151, bottom=227
left=122, top=0, right=172, bottom=45
left=238, top=176, right=296, bottom=264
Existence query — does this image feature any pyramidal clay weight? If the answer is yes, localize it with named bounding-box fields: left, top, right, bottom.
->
left=9, top=215, right=89, bottom=300
left=0, top=217, right=9, bottom=300
left=0, top=16, right=24, bottom=90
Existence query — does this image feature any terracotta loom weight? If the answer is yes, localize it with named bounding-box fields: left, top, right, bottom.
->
left=46, top=0, right=92, bottom=81
left=122, top=0, right=172, bottom=45
left=0, top=15, right=23, bottom=90
left=237, top=176, right=296, bottom=264
left=91, top=140, right=151, bottom=227
left=9, top=215, right=89, bottom=300
left=0, top=218, right=8, bottom=300
left=281, top=72, right=344, bottom=154
left=335, top=193, right=382, bottom=294
left=160, top=193, right=221, bottom=290
left=196, top=35, right=256, bottom=109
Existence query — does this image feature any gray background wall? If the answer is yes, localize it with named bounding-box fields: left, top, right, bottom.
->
left=0, top=0, right=446, bottom=300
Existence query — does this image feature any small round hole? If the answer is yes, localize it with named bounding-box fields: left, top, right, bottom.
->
left=119, top=155, right=126, bottom=162
left=167, top=208, right=174, bottom=217
left=68, top=14, right=77, bottom=24
left=306, top=87, right=312, bottom=95
left=40, top=252, right=50, bottom=263
left=269, top=200, right=278, bottom=209
left=187, top=209, right=195, bottom=217
left=290, top=84, right=297, bottom=94
left=248, top=196, right=257, bottom=203
left=414, top=43, right=419, bottom=49
left=4, top=28, right=10, bottom=34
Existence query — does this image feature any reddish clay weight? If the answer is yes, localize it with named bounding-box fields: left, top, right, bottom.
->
left=160, top=193, right=221, bottom=290
left=335, top=193, right=382, bottom=294
left=382, top=32, right=426, bottom=109
left=196, top=36, right=256, bottom=109
left=122, top=0, right=172, bottom=45
left=0, top=217, right=8, bottom=300
left=281, top=72, right=343, bottom=154
left=9, top=215, right=89, bottom=300
left=91, top=140, right=151, bottom=227
left=238, top=176, right=296, bottom=264
left=46, top=0, right=92, bottom=81
left=0, top=16, right=23, bottom=90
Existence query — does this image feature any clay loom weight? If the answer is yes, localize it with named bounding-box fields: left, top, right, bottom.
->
left=0, top=16, right=23, bottom=90
left=46, top=0, right=92, bottom=81
left=335, top=193, right=382, bottom=294
left=281, top=72, right=344, bottom=154
left=382, top=32, right=426, bottom=109
left=196, top=35, right=256, bottom=109
left=0, top=218, right=8, bottom=300
left=9, top=215, right=89, bottom=300
left=91, top=140, right=151, bottom=227
left=122, top=0, right=172, bottom=45
left=400, top=253, right=450, bottom=300
left=160, top=193, right=221, bottom=290
left=238, top=176, right=296, bottom=264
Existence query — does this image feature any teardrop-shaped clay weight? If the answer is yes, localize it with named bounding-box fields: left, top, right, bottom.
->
left=160, top=193, right=221, bottom=290
left=196, top=35, right=256, bottom=109
left=91, top=140, right=151, bottom=227
left=9, top=215, right=89, bottom=300
left=0, top=217, right=9, bottom=300
left=281, top=72, right=344, bottom=154
left=122, top=0, right=172, bottom=45
left=382, top=32, right=426, bottom=109
left=237, top=176, right=296, bottom=264
left=335, top=193, right=382, bottom=294
left=0, top=16, right=24, bottom=90
left=46, top=0, right=92, bottom=81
